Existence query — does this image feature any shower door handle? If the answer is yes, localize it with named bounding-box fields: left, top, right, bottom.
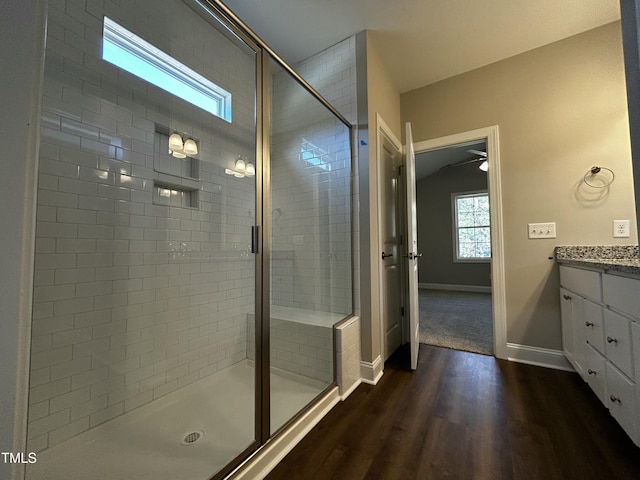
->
left=251, top=226, right=259, bottom=254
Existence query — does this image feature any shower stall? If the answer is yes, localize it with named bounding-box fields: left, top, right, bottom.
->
left=25, top=1, right=353, bottom=478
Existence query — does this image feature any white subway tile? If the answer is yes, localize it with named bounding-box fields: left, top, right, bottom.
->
left=49, top=386, right=90, bottom=413
left=124, top=365, right=154, bottom=385
left=53, top=297, right=94, bottom=316
left=89, top=403, right=124, bottom=428
left=29, top=366, right=52, bottom=387
left=90, top=374, right=124, bottom=399
left=108, top=384, right=140, bottom=406
left=75, top=280, right=112, bottom=298
left=51, top=328, right=93, bottom=349
left=29, top=377, right=71, bottom=405
left=152, top=379, right=177, bottom=399
left=28, top=408, right=70, bottom=439
left=71, top=365, right=109, bottom=390
left=124, top=390, right=154, bottom=413
left=49, top=417, right=90, bottom=447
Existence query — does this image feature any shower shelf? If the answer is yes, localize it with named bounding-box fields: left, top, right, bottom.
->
left=152, top=178, right=199, bottom=209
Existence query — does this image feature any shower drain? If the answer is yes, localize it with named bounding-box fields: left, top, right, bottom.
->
left=181, top=430, right=204, bottom=446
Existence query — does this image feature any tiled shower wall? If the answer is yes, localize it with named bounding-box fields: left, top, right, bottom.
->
left=294, top=36, right=358, bottom=125
left=29, top=0, right=257, bottom=452
left=269, top=37, right=357, bottom=316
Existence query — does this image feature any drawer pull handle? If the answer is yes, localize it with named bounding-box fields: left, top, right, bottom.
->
left=606, top=336, right=618, bottom=344
left=610, top=395, right=621, bottom=403
left=585, top=321, right=594, bottom=327
left=562, top=294, right=572, bottom=300
left=587, top=369, right=596, bottom=375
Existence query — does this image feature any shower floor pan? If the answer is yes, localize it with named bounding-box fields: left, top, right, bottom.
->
left=27, top=361, right=326, bottom=480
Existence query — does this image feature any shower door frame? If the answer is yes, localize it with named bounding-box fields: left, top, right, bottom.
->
left=205, top=0, right=355, bottom=471
left=206, top=0, right=355, bottom=471
left=187, top=4, right=266, bottom=478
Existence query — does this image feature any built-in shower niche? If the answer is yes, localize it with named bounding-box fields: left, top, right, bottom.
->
left=153, top=128, right=201, bottom=209
left=152, top=181, right=199, bottom=208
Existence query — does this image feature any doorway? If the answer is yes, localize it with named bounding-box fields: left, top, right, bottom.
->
left=413, top=126, right=507, bottom=359
left=415, top=140, right=493, bottom=355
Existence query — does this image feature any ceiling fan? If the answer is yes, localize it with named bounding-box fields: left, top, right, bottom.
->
left=441, top=149, right=488, bottom=171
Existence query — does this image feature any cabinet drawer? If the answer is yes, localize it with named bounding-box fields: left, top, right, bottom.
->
left=603, top=310, right=634, bottom=380
left=603, top=274, right=640, bottom=319
left=605, top=362, right=636, bottom=442
left=582, top=299, right=604, bottom=354
left=560, top=266, right=602, bottom=302
left=584, top=344, right=606, bottom=404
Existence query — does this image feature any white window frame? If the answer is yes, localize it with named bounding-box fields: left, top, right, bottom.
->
left=452, top=190, right=491, bottom=263
left=102, top=16, right=232, bottom=122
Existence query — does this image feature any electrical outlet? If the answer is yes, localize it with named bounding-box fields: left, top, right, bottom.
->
left=613, top=220, right=630, bottom=238
left=528, top=222, right=556, bottom=239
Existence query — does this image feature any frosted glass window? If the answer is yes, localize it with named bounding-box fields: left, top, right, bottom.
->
left=102, top=16, right=232, bottom=121
left=453, top=191, right=491, bottom=261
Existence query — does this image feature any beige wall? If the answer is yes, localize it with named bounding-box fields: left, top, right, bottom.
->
left=359, top=31, right=401, bottom=364
left=401, top=22, right=637, bottom=349
left=367, top=32, right=402, bottom=141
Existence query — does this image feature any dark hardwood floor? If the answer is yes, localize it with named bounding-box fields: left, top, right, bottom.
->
left=265, top=344, right=640, bottom=480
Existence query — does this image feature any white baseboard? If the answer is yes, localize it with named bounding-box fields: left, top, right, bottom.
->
left=228, top=387, right=340, bottom=480
left=360, top=355, right=383, bottom=385
left=506, top=343, right=574, bottom=371
left=419, top=283, right=492, bottom=293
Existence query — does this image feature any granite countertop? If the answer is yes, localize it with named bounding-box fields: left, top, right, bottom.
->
left=555, top=245, right=640, bottom=276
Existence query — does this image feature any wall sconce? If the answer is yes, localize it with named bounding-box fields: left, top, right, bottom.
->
left=168, top=133, right=198, bottom=158
left=225, top=155, right=256, bottom=178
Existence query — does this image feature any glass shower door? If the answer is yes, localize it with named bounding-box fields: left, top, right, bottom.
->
left=268, top=58, right=353, bottom=434
left=26, top=1, right=261, bottom=479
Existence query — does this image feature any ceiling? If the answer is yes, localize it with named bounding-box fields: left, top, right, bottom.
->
left=222, top=0, right=621, bottom=93
left=415, top=141, right=486, bottom=180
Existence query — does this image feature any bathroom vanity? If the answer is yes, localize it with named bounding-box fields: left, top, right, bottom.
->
left=556, top=246, right=640, bottom=447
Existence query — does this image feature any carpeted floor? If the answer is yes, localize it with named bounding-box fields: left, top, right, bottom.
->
left=419, top=289, right=493, bottom=356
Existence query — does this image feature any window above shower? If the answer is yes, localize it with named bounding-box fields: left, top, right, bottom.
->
left=102, top=16, right=232, bottom=122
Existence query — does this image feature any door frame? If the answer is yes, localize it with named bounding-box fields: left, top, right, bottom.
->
left=413, top=126, right=507, bottom=360
left=375, top=113, right=404, bottom=362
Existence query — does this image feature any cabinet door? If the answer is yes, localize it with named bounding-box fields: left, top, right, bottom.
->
left=606, top=362, right=637, bottom=443
left=584, top=343, right=607, bottom=404
left=582, top=299, right=605, bottom=354
left=572, top=295, right=586, bottom=377
left=633, top=322, right=640, bottom=446
left=560, top=287, right=575, bottom=364
left=604, top=309, right=634, bottom=380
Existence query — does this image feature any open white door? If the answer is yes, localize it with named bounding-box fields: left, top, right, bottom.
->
left=404, top=122, right=420, bottom=370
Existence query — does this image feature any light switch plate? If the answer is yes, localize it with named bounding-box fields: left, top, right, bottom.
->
left=528, top=222, right=556, bottom=239
left=613, top=220, right=630, bottom=238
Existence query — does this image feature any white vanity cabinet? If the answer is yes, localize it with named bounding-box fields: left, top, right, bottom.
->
left=559, top=265, right=638, bottom=446
left=559, top=266, right=603, bottom=377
